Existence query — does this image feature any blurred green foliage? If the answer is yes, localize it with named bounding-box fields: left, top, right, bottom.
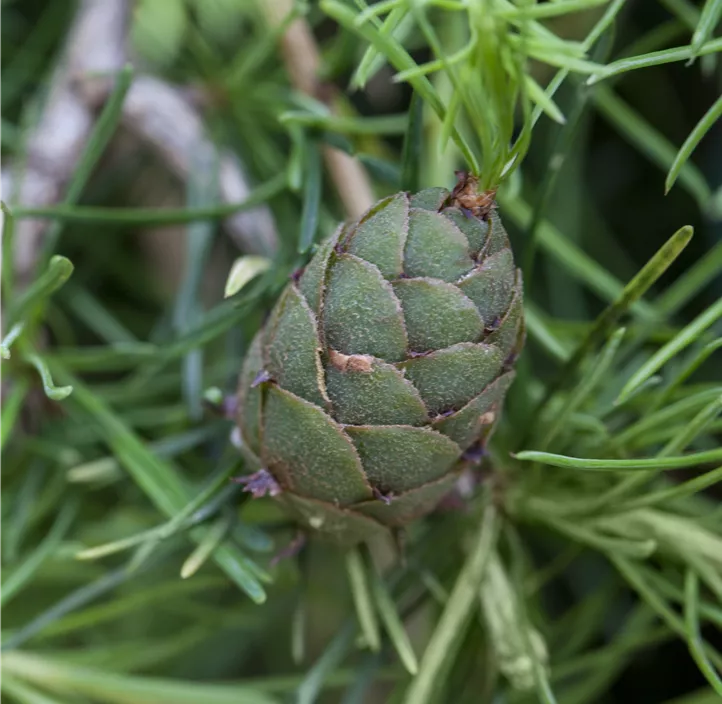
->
left=2, top=1, right=722, bottom=703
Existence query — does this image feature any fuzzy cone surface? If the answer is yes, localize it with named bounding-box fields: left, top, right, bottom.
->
left=237, top=187, right=524, bottom=544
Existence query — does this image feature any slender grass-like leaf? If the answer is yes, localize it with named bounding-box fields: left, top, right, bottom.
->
left=353, top=0, right=401, bottom=26
left=292, top=595, right=307, bottom=665
left=402, top=506, right=498, bottom=704
left=287, top=123, right=305, bottom=193
left=612, top=556, right=722, bottom=672
left=417, top=567, right=450, bottom=605
left=660, top=0, right=702, bottom=30
left=618, top=297, right=722, bottom=403
left=660, top=394, right=722, bottom=456
left=541, top=328, right=626, bottom=450
left=690, top=0, right=722, bottom=58
left=617, top=465, right=722, bottom=511
left=14, top=173, right=286, bottom=225
left=340, top=653, right=384, bottom=704
left=298, top=141, right=322, bottom=253
left=2, top=0, right=71, bottom=108
left=1, top=673, right=70, bottom=704
left=159, top=297, right=261, bottom=362
left=615, top=387, right=722, bottom=449
left=593, top=87, right=711, bottom=207
left=438, top=84, right=463, bottom=161
left=68, top=441, right=187, bottom=484
left=47, top=344, right=159, bottom=371
left=515, top=448, right=722, bottom=470
left=225, top=0, right=300, bottom=85
left=523, top=304, right=571, bottom=362
left=586, top=223, right=692, bottom=344
left=531, top=0, right=626, bottom=127
left=321, top=0, right=480, bottom=173
left=2, top=202, right=16, bottom=298
left=624, top=417, right=722, bottom=452
left=534, top=512, right=657, bottom=558
left=497, top=529, right=555, bottom=703
left=76, top=523, right=174, bottom=561
left=588, top=36, right=722, bottom=83
left=296, top=622, right=356, bottom=704
left=55, top=368, right=267, bottom=602
left=76, top=455, right=242, bottom=559
left=687, top=552, right=722, bottom=604
left=37, top=66, right=133, bottom=265
left=622, top=17, right=690, bottom=61
left=393, top=50, right=476, bottom=88
left=524, top=75, right=566, bottom=124
left=611, top=558, right=685, bottom=634
left=346, top=548, right=381, bottom=652
left=684, top=570, right=722, bottom=695
left=499, top=0, right=612, bottom=20
left=500, top=195, right=656, bottom=315
left=712, top=184, right=722, bottom=219
left=550, top=622, right=674, bottom=685
left=1, top=500, right=78, bottom=607
left=2, top=458, right=42, bottom=563
left=62, top=286, right=137, bottom=343
left=65, top=67, right=134, bottom=204
left=521, top=44, right=605, bottom=75
left=123, top=294, right=264, bottom=399
left=664, top=684, right=722, bottom=703
left=357, top=154, right=401, bottom=186
left=8, top=256, right=74, bottom=328
left=532, top=225, right=692, bottom=428
left=522, top=46, right=604, bottom=287
left=554, top=618, right=662, bottom=704
left=2, top=651, right=280, bottom=704
left=367, top=561, right=418, bottom=674
left=401, top=92, right=423, bottom=193
left=180, top=514, right=233, bottom=579
left=634, top=562, right=722, bottom=627
left=352, top=6, right=409, bottom=88
left=659, top=241, right=722, bottom=316
left=177, top=157, right=216, bottom=420
left=39, top=577, right=226, bottom=640
left=281, top=111, right=408, bottom=135
left=1, top=322, right=25, bottom=359
left=65, top=629, right=215, bottom=673
left=24, top=353, right=73, bottom=401
left=666, top=93, right=722, bottom=194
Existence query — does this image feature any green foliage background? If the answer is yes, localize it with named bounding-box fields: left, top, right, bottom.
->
left=2, top=1, right=722, bottom=703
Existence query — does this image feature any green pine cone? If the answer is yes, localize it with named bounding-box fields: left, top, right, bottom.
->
left=236, top=186, right=524, bottom=545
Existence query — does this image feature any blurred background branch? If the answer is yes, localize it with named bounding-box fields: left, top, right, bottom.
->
left=3, top=0, right=278, bottom=293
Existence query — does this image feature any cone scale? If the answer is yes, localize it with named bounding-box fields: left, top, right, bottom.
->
left=236, top=179, right=524, bottom=544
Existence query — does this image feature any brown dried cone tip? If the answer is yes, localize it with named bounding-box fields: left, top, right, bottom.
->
left=236, top=175, right=524, bottom=545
